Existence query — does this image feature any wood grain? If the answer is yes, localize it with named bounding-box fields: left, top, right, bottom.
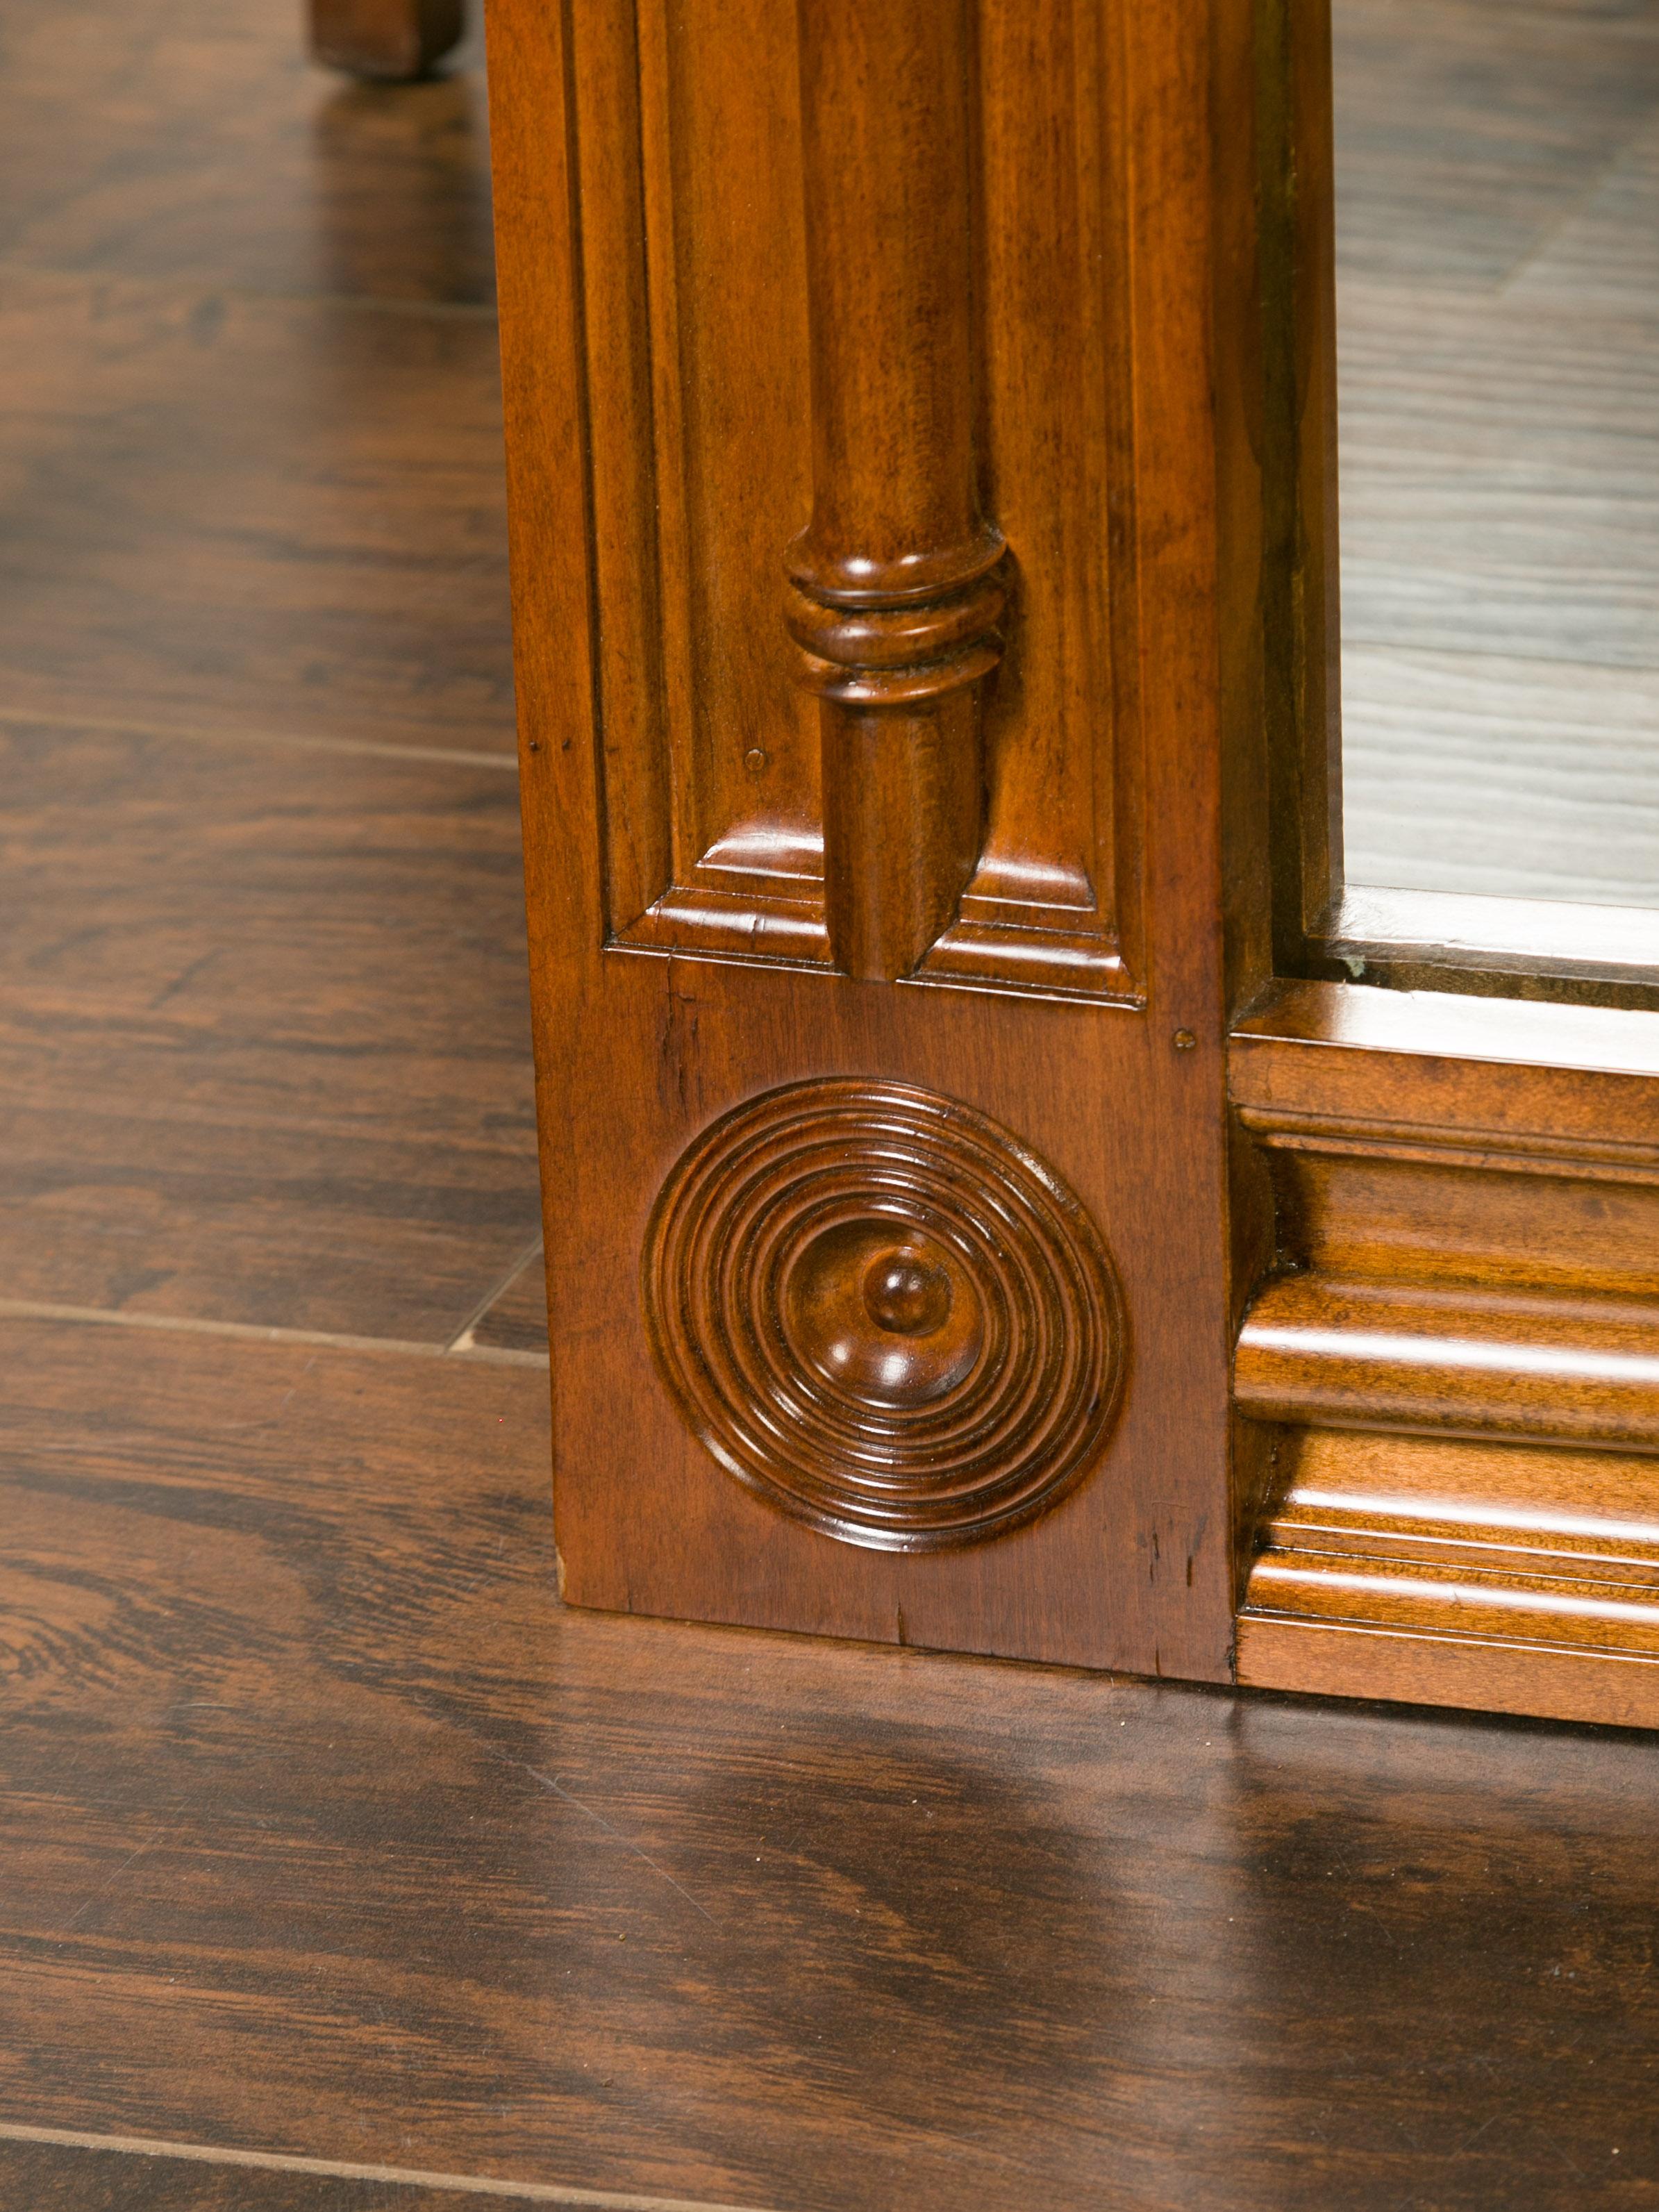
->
left=0, top=2131, right=667, bottom=2211
left=0, top=270, right=512, bottom=758
left=5, top=1315, right=1659, bottom=2210
left=564, top=0, right=1140, bottom=1001
left=0, top=0, right=493, bottom=306
left=1240, top=1277, right=1659, bottom=1447
left=786, top=0, right=1003, bottom=982
left=0, top=0, right=534, bottom=1356
left=10, top=0, right=1659, bottom=2191
left=0, top=718, right=538, bottom=1340
left=1240, top=1427, right=1659, bottom=1731
left=491, top=0, right=1242, bottom=1675
left=1233, top=980, right=1659, bottom=1723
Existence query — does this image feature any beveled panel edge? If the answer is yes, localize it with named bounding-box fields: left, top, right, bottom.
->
left=1310, top=888, right=1659, bottom=1013
left=920, top=917, right=1142, bottom=1003
left=1229, top=977, right=1659, bottom=1727
left=1237, top=1615, right=1659, bottom=1732
left=569, top=0, right=1142, bottom=1003
left=604, top=914, right=1144, bottom=1004
left=1329, top=888, right=1659, bottom=985
left=1231, top=979, right=1659, bottom=1153
left=1237, top=1275, right=1659, bottom=1456
left=1233, top=978, right=1659, bottom=1079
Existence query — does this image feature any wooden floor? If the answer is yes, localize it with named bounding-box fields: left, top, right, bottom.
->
left=3, top=3, right=1659, bottom=2208
left=1336, top=0, right=1659, bottom=909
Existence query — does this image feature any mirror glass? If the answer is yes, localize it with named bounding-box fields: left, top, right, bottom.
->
left=1335, top=0, right=1659, bottom=909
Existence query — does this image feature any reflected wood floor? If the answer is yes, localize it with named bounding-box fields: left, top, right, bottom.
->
left=1337, top=0, right=1659, bottom=909
left=3, top=2, right=1659, bottom=2209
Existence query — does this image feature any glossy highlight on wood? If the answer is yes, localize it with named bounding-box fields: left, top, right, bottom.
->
left=1237, top=1433, right=1659, bottom=1731
left=642, top=1079, right=1126, bottom=1551
left=502, top=0, right=1659, bottom=1729
left=1232, top=981, right=1659, bottom=1727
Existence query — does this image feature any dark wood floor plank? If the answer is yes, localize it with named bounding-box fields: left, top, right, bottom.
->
left=1, top=1317, right=1657, bottom=2211
left=0, top=2130, right=751, bottom=2211
left=0, top=269, right=514, bottom=759
left=0, top=2140, right=540, bottom=2212
left=0, top=722, right=539, bottom=1340
left=0, top=0, right=494, bottom=307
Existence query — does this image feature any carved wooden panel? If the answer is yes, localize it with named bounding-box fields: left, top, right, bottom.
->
left=1242, top=1429, right=1659, bottom=1731
left=495, top=0, right=1659, bottom=1724
left=568, top=0, right=1139, bottom=999
left=489, top=0, right=1240, bottom=1675
left=1231, top=983, right=1659, bottom=1728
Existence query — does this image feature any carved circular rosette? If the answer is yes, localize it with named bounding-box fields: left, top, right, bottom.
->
left=642, top=1078, right=1127, bottom=1552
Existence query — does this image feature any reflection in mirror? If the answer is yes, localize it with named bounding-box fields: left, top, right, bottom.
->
left=1335, top=0, right=1659, bottom=908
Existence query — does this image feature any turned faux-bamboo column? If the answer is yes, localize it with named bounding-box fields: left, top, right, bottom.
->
left=784, top=0, right=1006, bottom=983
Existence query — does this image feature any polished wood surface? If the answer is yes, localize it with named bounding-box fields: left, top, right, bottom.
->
left=1266, top=0, right=1659, bottom=1001
left=492, top=0, right=1659, bottom=1727
left=0, top=2136, right=547, bottom=2211
left=0, top=0, right=504, bottom=750
left=640, top=1079, right=1129, bottom=1552
left=0, top=275, right=508, bottom=752
left=1233, top=980, right=1659, bottom=1724
left=1242, top=1430, right=1659, bottom=1730
left=310, top=0, right=465, bottom=83
left=1235, top=2, right=1659, bottom=1722
left=491, top=0, right=1246, bottom=1672
left=8, top=1314, right=1659, bottom=2209
left=1242, top=1276, right=1659, bottom=1449
left=1253, top=0, right=1345, bottom=968
left=0, top=722, right=540, bottom=1340
left=786, top=0, right=1003, bottom=981
left=540, top=0, right=1150, bottom=1002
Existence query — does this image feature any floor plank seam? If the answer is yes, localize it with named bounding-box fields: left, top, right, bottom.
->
left=0, top=708, right=521, bottom=773
left=0, top=2123, right=781, bottom=2212
left=447, top=1236, right=547, bottom=1354
left=0, top=1297, right=548, bottom=1368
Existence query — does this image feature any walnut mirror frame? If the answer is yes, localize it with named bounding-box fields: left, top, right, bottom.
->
left=485, top=0, right=1659, bottom=1731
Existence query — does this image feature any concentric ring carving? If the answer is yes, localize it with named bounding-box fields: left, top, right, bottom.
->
left=642, top=1079, right=1127, bottom=1552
